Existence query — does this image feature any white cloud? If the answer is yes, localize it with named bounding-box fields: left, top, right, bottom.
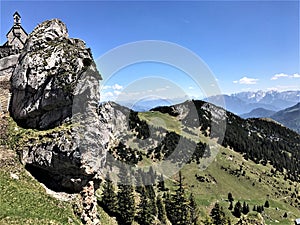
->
left=188, top=86, right=195, bottom=90
left=271, top=73, right=300, bottom=80
left=112, top=84, right=123, bottom=90
left=271, top=73, right=289, bottom=80
left=233, top=76, right=258, bottom=85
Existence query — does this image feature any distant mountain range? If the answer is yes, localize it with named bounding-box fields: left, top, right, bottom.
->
left=205, top=90, right=300, bottom=115
left=123, top=90, right=300, bottom=114
left=117, top=98, right=186, bottom=112
left=241, top=108, right=276, bottom=119
left=119, top=99, right=173, bottom=112
left=116, top=90, right=300, bottom=133
left=240, top=103, right=300, bottom=134
left=271, top=103, right=300, bottom=134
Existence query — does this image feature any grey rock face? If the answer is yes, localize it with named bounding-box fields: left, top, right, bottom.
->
left=10, top=19, right=105, bottom=192
left=0, top=54, right=19, bottom=112
left=98, top=101, right=131, bottom=144
left=10, top=19, right=96, bottom=129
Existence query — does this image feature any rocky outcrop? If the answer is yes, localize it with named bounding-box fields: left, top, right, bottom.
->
left=0, top=46, right=19, bottom=59
left=98, top=101, right=131, bottom=142
left=9, top=19, right=105, bottom=192
left=79, top=181, right=100, bottom=225
left=0, top=54, right=19, bottom=113
left=10, top=19, right=96, bottom=129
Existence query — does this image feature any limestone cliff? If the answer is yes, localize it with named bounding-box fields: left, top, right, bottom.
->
left=10, top=19, right=97, bottom=129
left=0, top=54, right=19, bottom=112
left=9, top=19, right=105, bottom=193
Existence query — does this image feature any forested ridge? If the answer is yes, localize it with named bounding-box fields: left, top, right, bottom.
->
left=153, top=100, right=300, bottom=182
left=97, top=101, right=300, bottom=224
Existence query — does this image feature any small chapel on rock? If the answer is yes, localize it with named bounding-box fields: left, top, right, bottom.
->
left=0, top=11, right=28, bottom=58
left=0, top=12, right=28, bottom=113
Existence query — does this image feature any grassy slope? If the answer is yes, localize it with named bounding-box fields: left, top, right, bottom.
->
left=0, top=114, right=81, bottom=225
left=0, top=147, right=82, bottom=225
left=139, top=111, right=300, bottom=225
left=1, top=109, right=299, bottom=225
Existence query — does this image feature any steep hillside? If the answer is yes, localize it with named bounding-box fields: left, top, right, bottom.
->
left=271, top=103, right=300, bottom=134
left=0, top=114, right=81, bottom=225
left=153, top=100, right=300, bottom=182
left=240, top=103, right=300, bottom=134
left=240, top=108, right=275, bottom=119
left=2, top=99, right=300, bottom=224
left=95, top=101, right=300, bottom=224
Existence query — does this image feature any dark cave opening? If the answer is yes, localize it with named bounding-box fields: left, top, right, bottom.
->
left=25, top=164, right=82, bottom=194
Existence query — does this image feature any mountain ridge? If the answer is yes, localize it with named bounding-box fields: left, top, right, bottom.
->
left=2, top=98, right=300, bottom=224
left=204, top=90, right=300, bottom=115
left=240, top=102, right=300, bottom=134
left=241, top=108, right=276, bottom=119
left=102, top=100, right=300, bottom=224
left=271, top=102, right=300, bottom=134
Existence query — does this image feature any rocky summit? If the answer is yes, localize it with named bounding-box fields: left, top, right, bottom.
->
left=9, top=19, right=106, bottom=193
left=10, top=19, right=97, bottom=129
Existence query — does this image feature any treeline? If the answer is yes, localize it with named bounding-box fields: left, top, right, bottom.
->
left=154, top=100, right=300, bottom=182
left=99, top=168, right=198, bottom=225
left=109, top=108, right=209, bottom=166
left=99, top=167, right=269, bottom=225
left=147, top=131, right=208, bottom=165
left=223, top=112, right=300, bottom=181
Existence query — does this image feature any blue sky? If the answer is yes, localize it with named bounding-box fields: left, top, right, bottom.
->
left=1, top=1, right=299, bottom=103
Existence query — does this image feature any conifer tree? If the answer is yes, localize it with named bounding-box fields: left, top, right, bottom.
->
left=246, top=204, right=250, bottom=214
left=117, top=165, right=136, bottom=225
left=145, top=185, right=157, bottom=216
left=242, top=202, right=249, bottom=215
left=264, top=200, right=270, bottom=208
left=210, top=202, right=228, bottom=225
left=203, top=217, right=213, bottom=225
left=166, top=171, right=189, bottom=225
left=101, top=173, right=118, bottom=216
left=228, top=192, right=234, bottom=202
left=257, top=205, right=261, bottom=213
left=257, top=205, right=263, bottom=213
left=136, top=187, right=154, bottom=225
left=157, top=195, right=167, bottom=224
left=172, top=171, right=189, bottom=225
left=233, top=201, right=242, bottom=218
left=188, top=193, right=199, bottom=225
left=228, top=201, right=233, bottom=210
left=135, top=169, right=144, bottom=194
left=164, top=192, right=174, bottom=220
left=158, top=174, right=166, bottom=191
